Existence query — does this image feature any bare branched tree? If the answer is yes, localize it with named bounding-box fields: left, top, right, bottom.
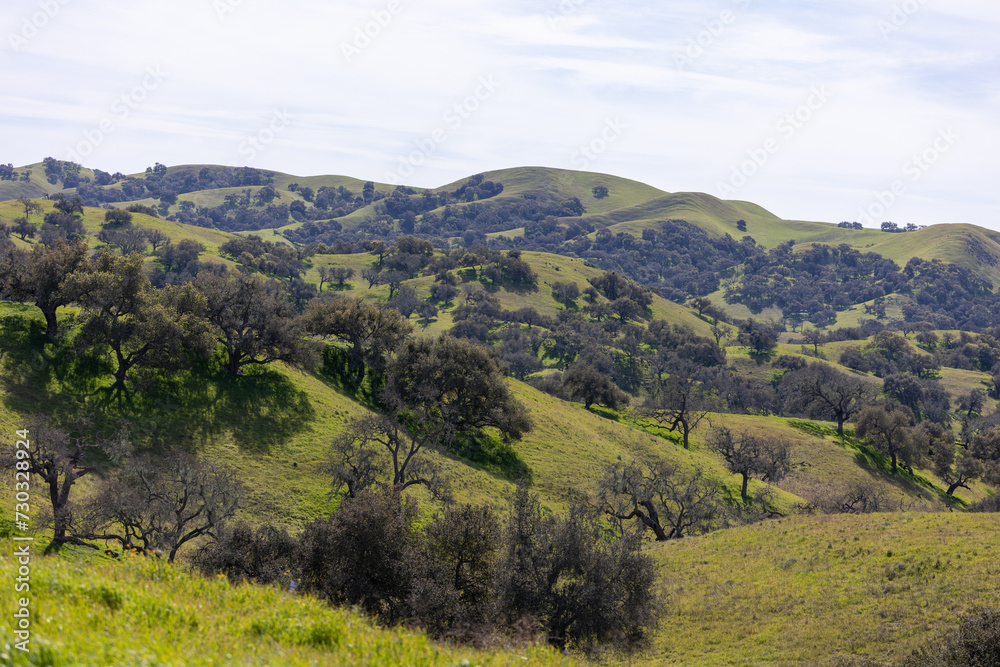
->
left=0, top=415, right=129, bottom=551
left=596, top=459, right=720, bottom=540
left=86, top=453, right=242, bottom=562
left=328, top=414, right=449, bottom=500
left=708, top=427, right=791, bottom=502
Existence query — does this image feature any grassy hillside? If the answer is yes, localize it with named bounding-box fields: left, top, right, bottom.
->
left=647, top=512, right=1000, bottom=666
left=0, top=162, right=68, bottom=200
left=11, top=162, right=1000, bottom=294
left=0, top=548, right=574, bottom=667
left=0, top=200, right=992, bottom=518
left=306, top=249, right=714, bottom=338
left=0, top=198, right=235, bottom=259
left=1, top=296, right=985, bottom=545
left=462, top=166, right=669, bottom=215
left=2, top=224, right=999, bottom=667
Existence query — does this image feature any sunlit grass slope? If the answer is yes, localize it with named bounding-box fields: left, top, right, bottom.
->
left=646, top=512, right=1000, bottom=666
left=0, top=549, right=575, bottom=667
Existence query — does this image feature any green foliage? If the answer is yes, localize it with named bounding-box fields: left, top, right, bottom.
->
left=786, top=419, right=840, bottom=439
left=451, top=430, right=533, bottom=482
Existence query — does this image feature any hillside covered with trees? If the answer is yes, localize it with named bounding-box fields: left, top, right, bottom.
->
left=1, top=160, right=999, bottom=665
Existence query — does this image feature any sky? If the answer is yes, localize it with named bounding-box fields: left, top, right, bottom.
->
left=1, top=0, right=998, bottom=228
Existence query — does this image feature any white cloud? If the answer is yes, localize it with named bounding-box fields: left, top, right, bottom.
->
left=0, top=0, right=996, bottom=227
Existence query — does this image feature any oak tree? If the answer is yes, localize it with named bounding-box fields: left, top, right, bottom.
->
left=709, top=427, right=791, bottom=502
left=384, top=335, right=533, bottom=447
left=302, top=294, right=412, bottom=387
left=0, top=239, right=91, bottom=337
left=195, top=270, right=316, bottom=374
left=781, top=363, right=876, bottom=435
left=69, top=252, right=214, bottom=383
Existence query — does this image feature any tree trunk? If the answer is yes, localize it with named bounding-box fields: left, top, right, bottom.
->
left=226, top=347, right=242, bottom=375
left=946, top=481, right=966, bottom=496
left=42, top=306, right=58, bottom=338
left=349, top=344, right=366, bottom=387
left=637, top=501, right=668, bottom=541
left=114, top=349, right=129, bottom=384
left=741, top=473, right=750, bottom=502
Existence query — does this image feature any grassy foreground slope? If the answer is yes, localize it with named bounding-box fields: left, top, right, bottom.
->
left=646, top=512, right=1000, bottom=666
left=0, top=549, right=574, bottom=667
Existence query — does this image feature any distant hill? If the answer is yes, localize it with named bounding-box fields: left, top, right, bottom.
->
left=8, top=159, right=1000, bottom=335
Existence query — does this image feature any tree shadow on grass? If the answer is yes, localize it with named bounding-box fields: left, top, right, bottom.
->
left=450, top=430, right=533, bottom=484
left=0, top=314, right=113, bottom=422
left=130, top=363, right=317, bottom=454
left=850, top=442, right=962, bottom=507
left=0, top=313, right=316, bottom=454
left=313, top=344, right=381, bottom=411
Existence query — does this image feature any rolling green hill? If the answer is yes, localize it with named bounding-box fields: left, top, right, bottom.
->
left=0, top=548, right=575, bottom=667
left=0, top=202, right=991, bottom=518
left=10, top=161, right=1000, bottom=290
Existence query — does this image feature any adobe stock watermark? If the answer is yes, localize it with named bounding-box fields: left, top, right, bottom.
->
left=12, top=426, right=33, bottom=654
left=340, top=0, right=403, bottom=63
left=570, top=117, right=629, bottom=170
left=213, top=0, right=243, bottom=20
left=674, top=0, right=752, bottom=70
left=228, top=108, right=294, bottom=166
left=878, top=0, right=930, bottom=38
left=384, top=76, right=501, bottom=184
left=8, top=0, right=72, bottom=51
left=855, top=127, right=958, bottom=227
left=717, top=85, right=832, bottom=197
left=546, top=0, right=588, bottom=30
left=65, top=66, right=169, bottom=164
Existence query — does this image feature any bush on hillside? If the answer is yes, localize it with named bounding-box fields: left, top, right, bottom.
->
left=194, top=522, right=300, bottom=588
left=901, top=605, right=1000, bottom=666
left=967, top=495, right=1000, bottom=512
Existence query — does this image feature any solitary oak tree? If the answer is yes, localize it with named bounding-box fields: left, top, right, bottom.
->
left=384, top=335, right=533, bottom=447
left=597, top=459, right=720, bottom=540
left=0, top=239, right=91, bottom=337
left=69, top=251, right=215, bottom=383
left=2, top=416, right=128, bottom=550
left=709, top=427, right=791, bottom=502
left=86, top=453, right=242, bottom=563
left=643, top=358, right=713, bottom=449
left=302, top=294, right=412, bottom=387
left=781, top=363, right=876, bottom=435
left=854, top=402, right=916, bottom=474
left=195, top=270, right=317, bottom=375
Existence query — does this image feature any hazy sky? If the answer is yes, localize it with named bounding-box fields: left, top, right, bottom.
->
left=2, top=0, right=998, bottom=228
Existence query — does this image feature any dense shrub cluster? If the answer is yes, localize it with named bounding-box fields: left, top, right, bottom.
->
left=197, top=487, right=661, bottom=651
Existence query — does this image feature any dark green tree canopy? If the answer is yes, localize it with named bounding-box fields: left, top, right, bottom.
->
left=384, top=335, right=533, bottom=445
left=302, top=294, right=412, bottom=387
left=195, top=270, right=317, bottom=374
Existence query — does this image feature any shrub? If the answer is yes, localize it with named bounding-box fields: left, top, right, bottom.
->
left=126, top=203, right=158, bottom=217
left=494, top=487, right=661, bottom=650
left=103, top=208, right=133, bottom=227
left=299, top=490, right=419, bottom=624
left=968, top=495, right=1000, bottom=513
left=901, top=605, right=1000, bottom=666
left=194, top=522, right=300, bottom=588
